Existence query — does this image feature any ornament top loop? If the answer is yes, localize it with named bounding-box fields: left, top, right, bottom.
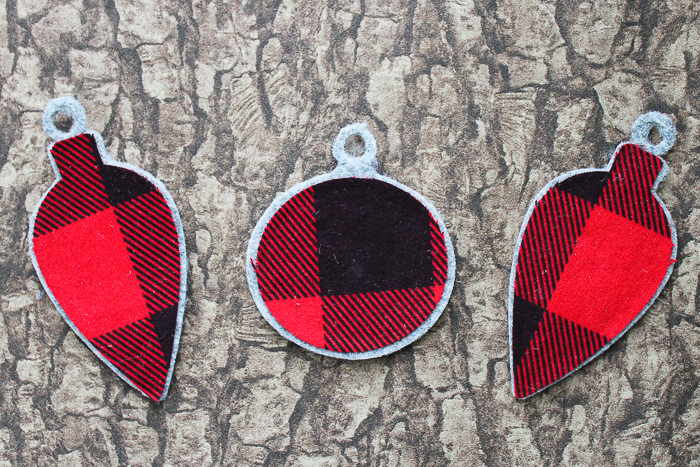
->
left=332, top=123, right=378, bottom=169
left=42, top=97, right=88, bottom=142
left=630, top=111, right=677, bottom=157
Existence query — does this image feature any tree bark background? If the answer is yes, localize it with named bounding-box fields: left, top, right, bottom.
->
left=1, top=0, right=700, bottom=465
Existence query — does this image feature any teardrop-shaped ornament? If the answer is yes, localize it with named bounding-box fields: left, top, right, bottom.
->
left=29, top=97, right=188, bottom=401
left=509, top=112, right=677, bottom=399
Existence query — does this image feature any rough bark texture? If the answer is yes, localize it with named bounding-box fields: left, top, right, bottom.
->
left=1, top=0, right=700, bottom=465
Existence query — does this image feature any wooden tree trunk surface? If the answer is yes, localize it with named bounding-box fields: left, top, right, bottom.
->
left=1, top=0, right=700, bottom=465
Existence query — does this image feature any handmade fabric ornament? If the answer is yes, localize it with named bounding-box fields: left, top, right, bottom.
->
left=247, top=124, right=455, bottom=359
left=509, top=112, right=677, bottom=399
left=29, top=97, right=187, bottom=401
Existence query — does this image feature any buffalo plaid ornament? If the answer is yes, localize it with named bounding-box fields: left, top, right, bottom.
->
left=509, top=112, right=678, bottom=399
left=247, top=124, right=455, bottom=359
left=29, top=97, right=188, bottom=401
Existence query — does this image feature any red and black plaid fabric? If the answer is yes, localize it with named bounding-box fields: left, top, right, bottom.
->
left=32, top=133, right=182, bottom=401
left=511, top=143, right=675, bottom=399
left=253, top=178, right=448, bottom=353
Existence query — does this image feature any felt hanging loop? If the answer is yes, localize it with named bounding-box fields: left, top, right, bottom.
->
left=247, top=123, right=456, bottom=360
left=332, top=123, right=379, bottom=169
left=630, top=111, right=677, bottom=157
left=42, top=96, right=88, bottom=141
left=29, top=97, right=188, bottom=402
left=509, top=112, right=678, bottom=400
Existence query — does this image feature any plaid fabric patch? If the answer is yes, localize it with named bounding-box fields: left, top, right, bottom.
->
left=31, top=133, right=183, bottom=401
left=511, top=143, right=675, bottom=399
left=253, top=178, right=449, bottom=354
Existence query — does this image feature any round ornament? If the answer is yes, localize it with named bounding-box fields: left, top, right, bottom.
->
left=247, top=124, right=455, bottom=359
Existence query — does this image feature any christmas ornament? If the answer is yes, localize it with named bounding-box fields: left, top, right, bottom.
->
left=29, top=97, right=188, bottom=401
left=247, top=123, right=455, bottom=359
left=509, top=112, right=677, bottom=399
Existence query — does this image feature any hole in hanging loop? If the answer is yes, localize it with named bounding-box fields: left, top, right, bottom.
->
left=344, top=134, right=366, bottom=158
left=54, top=113, right=74, bottom=133
left=630, top=111, right=677, bottom=157
left=648, top=125, right=661, bottom=145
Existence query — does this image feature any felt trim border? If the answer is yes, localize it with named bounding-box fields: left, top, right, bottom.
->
left=28, top=97, right=188, bottom=402
left=246, top=124, right=456, bottom=360
left=508, top=117, right=677, bottom=400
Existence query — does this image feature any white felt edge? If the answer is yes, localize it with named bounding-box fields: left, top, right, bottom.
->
left=28, top=128, right=188, bottom=402
left=507, top=141, right=677, bottom=400
left=246, top=162, right=456, bottom=361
